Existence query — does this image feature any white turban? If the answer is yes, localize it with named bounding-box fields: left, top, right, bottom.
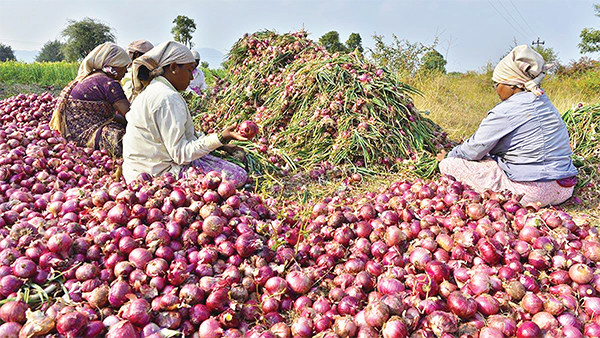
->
left=492, top=45, right=551, bottom=96
left=192, top=50, right=201, bottom=61
left=75, top=42, right=131, bottom=82
left=126, top=39, right=154, bottom=59
left=131, top=41, right=195, bottom=95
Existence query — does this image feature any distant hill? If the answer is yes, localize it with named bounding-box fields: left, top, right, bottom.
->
left=15, top=47, right=226, bottom=69
left=195, top=48, right=226, bottom=69
left=14, top=50, right=38, bottom=63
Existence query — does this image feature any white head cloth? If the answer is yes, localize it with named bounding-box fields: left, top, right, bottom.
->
left=75, top=42, right=131, bottom=82
left=192, top=50, right=201, bottom=61
left=492, top=45, right=552, bottom=96
left=131, top=41, right=195, bottom=95
left=126, top=40, right=154, bottom=59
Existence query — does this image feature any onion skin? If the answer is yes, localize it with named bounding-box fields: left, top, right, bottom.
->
left=516, top=321, right=542, bottom=338
left=0, top=300, right=28, bottom=323
left=381, top=317, right=408, bottom=338
left=107, top=320, right=138, bottom=338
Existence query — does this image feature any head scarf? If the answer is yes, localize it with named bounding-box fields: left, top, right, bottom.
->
left=126, top=40, right=154, bottom=59
left=75, top=42, right=131, bottom=82
left=492, top=45, right=551, bottom=96
left=50, top=43, right=130, bottom=133
left=131, top=41, right=195, bottom=96
left=191, top=50, right=201, bottom=62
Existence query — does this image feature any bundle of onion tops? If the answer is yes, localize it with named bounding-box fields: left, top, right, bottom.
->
left=190, top=30, right=454, bottom=180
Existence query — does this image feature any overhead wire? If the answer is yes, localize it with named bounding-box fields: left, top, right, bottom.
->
left=496, top=0, right=536, bottom=41
left=486, top=0, right=530, bottom=41
left=509, top=0, right=538, bottom=39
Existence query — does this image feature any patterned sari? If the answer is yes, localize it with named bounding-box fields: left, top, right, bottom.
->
left=52, top=80, right=125, bottom=157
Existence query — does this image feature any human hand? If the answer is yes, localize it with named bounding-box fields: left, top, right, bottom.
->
left=220, top=125, right=249, bottom=143
left=219, top=144, right=241, bottom=155
left=435, top=150, right=447, bottom=162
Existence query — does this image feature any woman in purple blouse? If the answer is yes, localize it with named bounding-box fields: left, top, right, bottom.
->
left=50, top=42, right=131, bottom=157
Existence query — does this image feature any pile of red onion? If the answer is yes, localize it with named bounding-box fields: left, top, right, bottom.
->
left=0, top=92, right=599, bottom=338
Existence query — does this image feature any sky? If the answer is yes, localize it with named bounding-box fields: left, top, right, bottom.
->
left=1, top=0, right=599, bottom=72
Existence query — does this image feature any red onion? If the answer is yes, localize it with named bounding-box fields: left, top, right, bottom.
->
left=448, top=291, right=477, bottom=318
left=363, top=301, right=389, bottom=328
left=562, top=325, right=583, bottom=338
left=584, top=297, right=600, bottom=317
left=381, top=318, right=408, bottom=338
left=0, top=322, right=22, bottom=338
left=487, top=315, right=517, bottom=337
left=57, top=311, right=88, bottom=338
left=333, top=316, right=357, bottom=338
left=409, top=247, right=431, bottom=270
left=0, top=300, right=28, bottom=323
left=569, top=263, right=593, bottom=284
left=107, top=320, right=137, bottom=338
left=516, top=321, right=542, bottom=338
left=531, top=311, right=558, bottom=331
left=129, top=248, right=152, bottom=270
left=291, top=317, right=313, bottom=338
left=480, top=327, right=504, bottom=338
left=238, top=120, right=259, bottom=139
left=107, top=203, right=130, bottom=225
left=427, top=311, right=458, bottom=337
left=286, top=270, right=312, bottom=294
left=476, top=294, right=500, bottom=315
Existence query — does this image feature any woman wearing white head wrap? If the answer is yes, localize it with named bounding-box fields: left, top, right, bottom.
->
left=126, top=39, right=154, bottom=61
left=122, top=41, right=248, bottom=186
left=122, top=39, right=154, bottom=101
left=187, top=50, right=208, bottom=95
left=438, top=45, right=577, bottom=207
left=49, top=42, right=131, bottom=157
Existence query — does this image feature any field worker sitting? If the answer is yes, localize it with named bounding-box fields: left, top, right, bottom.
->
left=187, top=50, right=208, bottom=95
left=439, top=45, right=578, bottom=207
left=122, top=39, right=154, bottom=101
left=50, top=42, right=131, bottom=157
left=122, top=41, right=247, bottom=186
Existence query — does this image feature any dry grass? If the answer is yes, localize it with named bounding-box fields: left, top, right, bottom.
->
left=406, top=71, right=600, bottom=141
left=404, top=71, right=600, bottom=224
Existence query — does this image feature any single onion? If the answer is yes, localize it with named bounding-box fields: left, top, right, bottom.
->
left=237, top=120, right=259, bottom=139
left=516, top=321, right=542, bottom=338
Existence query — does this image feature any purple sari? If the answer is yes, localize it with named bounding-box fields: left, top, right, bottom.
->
left=180, top=154, right=248, bottom=188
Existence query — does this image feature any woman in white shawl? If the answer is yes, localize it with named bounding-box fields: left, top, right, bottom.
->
left=122, top=41, right=248, bottom=186
left=122, top=39, right=154, bottom=101
left=50, top=42, right=131, bottom=157
left=439, top=45, right=577, bottom=207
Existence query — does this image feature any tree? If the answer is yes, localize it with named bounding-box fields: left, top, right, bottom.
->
left=200, top=61, right=209, bottom=69
left=420, top=49, right=447, bottom=73
left=35, top=40, right=65, bottom=62
left=318, top=31, right=348, bottom=53
left=61, top=17, right=116, bottom=62
left=533, top=45, right=558, bottom=65
left=171, top=15, right=196, bottom=48
left=368, top=34, right=432, bottom=76
left=579, top=4, right=600, bottom=53
left=0, top=43, right=16, bottom=62
left=346, top=33, right=363, bottom=53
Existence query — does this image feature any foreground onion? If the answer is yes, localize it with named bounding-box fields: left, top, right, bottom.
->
left=107, top=320, right=137, bottom=338
left=381, top=317, right=408, bottom=338
left=517, top=321, right=542, bottom=338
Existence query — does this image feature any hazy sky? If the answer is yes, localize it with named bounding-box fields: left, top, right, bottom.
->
left=1, top=0, right=598, bottom=72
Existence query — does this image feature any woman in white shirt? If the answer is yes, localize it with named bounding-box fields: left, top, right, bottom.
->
left=122, top=41, right=247, bottom=186
left=187, top=50, right=208, bottom=94
left=122, top=39, right=154, bottom=102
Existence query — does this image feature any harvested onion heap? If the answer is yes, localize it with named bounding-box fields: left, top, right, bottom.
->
left=0, top=91, right=599, bottom=338
left=192, top=30, right=452, bottom=174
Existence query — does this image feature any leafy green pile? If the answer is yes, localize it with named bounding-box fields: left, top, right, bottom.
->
left=192, top=30, right=453, bottom=177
